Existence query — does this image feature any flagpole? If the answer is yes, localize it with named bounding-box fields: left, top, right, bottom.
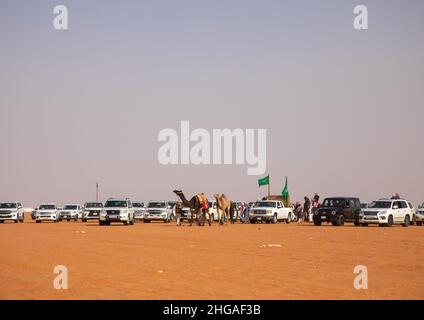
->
left=268, top=173, right=270, bottom=197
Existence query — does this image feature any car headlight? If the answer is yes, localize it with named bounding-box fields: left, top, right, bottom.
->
left=331, top=210, right=337, bottom=215
left=378, top=210, right=387, bottom=215
left=266, top=209, right=273, bottom=214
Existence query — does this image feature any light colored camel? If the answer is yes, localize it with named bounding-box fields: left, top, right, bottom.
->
left=214, top=194, right=234, bottom=225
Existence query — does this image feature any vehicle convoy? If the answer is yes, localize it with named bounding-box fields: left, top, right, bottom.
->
left=313, top=197, right=362, bottom=226
left=359, top=198, right=414, bottom=227
left=133, top=201, right=146, bottom=221
left=416, top=203, right=424, bottom=226
left=99, top=198, right=135, bottom=226
left=0, top=202, right=25, bottom=223
left=60, top=204, right=83, bottom=221
left=249, top=200, right=293, bottom=224
left=82, top=202, right=103, bottom=222
left=35, top=203, right=60, bottom=223
left=143, top=201, right=174, bottom=223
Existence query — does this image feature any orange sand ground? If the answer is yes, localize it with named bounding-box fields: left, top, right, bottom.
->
left=0, top=215, right=423, bottom=300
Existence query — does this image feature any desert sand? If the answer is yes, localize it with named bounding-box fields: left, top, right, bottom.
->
left=0, top=216, right=423, bottom=300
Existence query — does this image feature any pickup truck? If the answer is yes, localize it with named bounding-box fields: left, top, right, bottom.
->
left=0, top=202, right=25, bottom=223
left=35, top=203, right=60, bottom=223
left=82, top=202, right=103, bottom=222
left=143, top=201, right=174, bottom=223
left=249, top=200, right=293, bottom=224
left=60, top=204, right=83, bottom=221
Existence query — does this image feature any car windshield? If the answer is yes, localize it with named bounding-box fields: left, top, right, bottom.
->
left=148, top=202, right=166, bottom=208
left=105, top=200, right=127, bottom=208
left=85, top=203, right=103, bottom=208
left=63, top=205, right=78, bottom=210
left=133, top=203, right=144, bottom=208
left=255, top=201, right=276, bottom=208
left=39, top=205, right=56, bottom=210
left=368, top=201, right=392, bottom=209
left=0, top=203, right=17, bottom=209
left=322, top=199, right=345, bottom=207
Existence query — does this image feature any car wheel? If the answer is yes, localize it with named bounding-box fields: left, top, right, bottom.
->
left=387, top=215, right=393, bottom=227
left=360, top=223, right=368, bottom=227
left=286, top=213, right=291, bottom=224
left=82, top=219, right=87, bottom=223
left=249, top=219, right=256, bottom=224
left=313, top=218, right=322, bottom=226
left=402, top=215, right=410, bottom=227
left=417, top=221, right=423, bottom=226
left=272, top=214, right=277, bottom=224
left=36, top=220, right=41, bottom=223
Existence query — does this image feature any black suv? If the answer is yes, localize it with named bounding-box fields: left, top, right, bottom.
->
left=313, top=197, right=362, bottom=226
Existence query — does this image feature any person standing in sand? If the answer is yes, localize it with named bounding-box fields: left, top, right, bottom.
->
left=175, top=201, right=183, bottom=226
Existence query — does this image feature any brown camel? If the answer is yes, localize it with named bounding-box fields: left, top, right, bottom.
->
left=173, top=190, right=210, bottom=226
left=214, top=194, right=236, bottom=225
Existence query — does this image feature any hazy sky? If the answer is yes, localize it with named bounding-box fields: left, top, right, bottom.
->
left=1, top=0, right=423, bottom=207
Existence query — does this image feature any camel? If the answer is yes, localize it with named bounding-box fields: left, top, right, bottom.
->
left=173, top=190, right=210, bottom=226
left=214, top=194, right=236, bottom=225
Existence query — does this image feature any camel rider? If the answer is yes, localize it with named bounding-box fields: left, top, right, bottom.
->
left=175, top=202, right=183, bottom=226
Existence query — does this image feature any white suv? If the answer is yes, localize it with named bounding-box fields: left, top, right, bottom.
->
left=60, top=204, right=83, bottom=221
left=249, top=200, right=293, bottom=224
left=416, top=203, right=424, bottom=226
left=360, top=199, right=414, bottom=227
left=99, top=198, right=135, bottom=226
left=35, top=203, right=60, bottom=223
left=0, top=202, right=25, bottom=223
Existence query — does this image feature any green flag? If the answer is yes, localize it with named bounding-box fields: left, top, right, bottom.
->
left=282, top=176, right=289, bottom=199
left=258, top=175, right=269, bottom=187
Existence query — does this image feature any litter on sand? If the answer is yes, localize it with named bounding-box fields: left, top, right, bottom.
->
left=259, top=244, right=282, bottom=248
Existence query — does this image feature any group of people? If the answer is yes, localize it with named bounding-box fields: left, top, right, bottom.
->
left=293, top=193, right=321, bottom=223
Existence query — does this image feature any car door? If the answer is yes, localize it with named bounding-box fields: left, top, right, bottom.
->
left=392, top=201, right=401, bottom=223
left=343, top=199, right=352, bottom=220
left=276, top=202, right=284, bottom=220
left=400, top=201, right=409, bottom=222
